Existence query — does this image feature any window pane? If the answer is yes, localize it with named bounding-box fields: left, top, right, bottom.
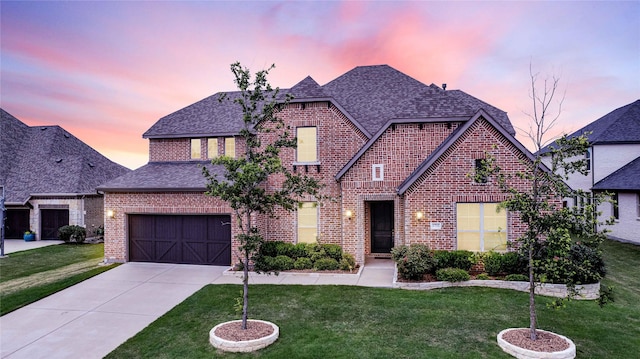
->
left=458, top=232, right=481, bottom=251
left=225, top=137, right=235, bottom=158
left=297, top=127, right=317, bottom=162
left=457, top=203, right=480, bottom=231
left=207, top=138, right=218, bottom=158
left=484, top=232, right=507, bottom=252
left=298, top=202, right=317, bottom=243
left=483, top=203, right=506, bottom=231
left=190, top=139, right=201, bottom=159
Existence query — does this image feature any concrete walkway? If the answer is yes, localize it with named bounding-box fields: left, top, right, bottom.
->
left=1, top=239, right=64, bottom=255
left=0, top=259, right=394, bottom=359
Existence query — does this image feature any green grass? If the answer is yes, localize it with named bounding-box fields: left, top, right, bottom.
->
left=0, top=243, right=119, bottom=315
left=107, top=240, right=640, bottom=358
left=0, top=243, right=105, bottom=282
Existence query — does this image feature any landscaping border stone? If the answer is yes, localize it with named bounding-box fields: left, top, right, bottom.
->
left=497, top=328, right=576, bottom=359
left=392, top=266, right=600, bottom=299
left=209, top=320, right=279, bottom=352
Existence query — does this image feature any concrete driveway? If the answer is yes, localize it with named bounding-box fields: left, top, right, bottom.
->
left=1, top=259, right=393, bottom=358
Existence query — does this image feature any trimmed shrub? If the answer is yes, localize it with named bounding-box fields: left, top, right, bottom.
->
left=290, top=243, right=308, bottom=259
left=391, top=244, right=435, bottom=281
left=314, top=258, right=340, bottom=270
left=433, top=250, right=474, bottom=271
left=482, top=251, right=503, bottom=276
left=273, top=255, right=294, bottom=271
left=260, top=241, right=280, bottom=257
left=253, top=255, right=275, bottom=272
left=436, top=267, right=470, bottom=282
left=505, top=274, right=528, bottom=281
left=306, top=243, right=327, bottom=262
left=58, top=225, right=86, bottom=243
left=294, top=257, right=313, bottom=270
left=321, top=244, right=343, bottom=262
left=340, top=253, right=356, bottom=271
left=476, top=273, right=490, bottom=280
left=501, top=251, right=527, bottom=275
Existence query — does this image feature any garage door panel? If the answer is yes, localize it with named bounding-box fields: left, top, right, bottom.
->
left=129, top=214, right=231, bottom=266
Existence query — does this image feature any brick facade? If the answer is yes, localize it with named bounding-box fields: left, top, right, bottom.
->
left=105, top=100, right=536, bottom=266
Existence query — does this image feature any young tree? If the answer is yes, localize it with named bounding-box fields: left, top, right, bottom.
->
left=479, top=66, right=611, bottom=340
left=203, top=62, right=322, bottom=330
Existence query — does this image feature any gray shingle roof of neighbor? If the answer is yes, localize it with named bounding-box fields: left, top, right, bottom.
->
left=592, top=156, right=640, bottom=191
left=142, top=64, right=515, bottom=140
left=540, top=99, right=640, bottom=154
left=0, top=108, right=131, bottom=204
left=97, top=161, right=224, bottom=192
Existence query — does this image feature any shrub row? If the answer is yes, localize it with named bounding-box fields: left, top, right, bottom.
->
left=254, top=241, right=356, bottom=272
left=58, top=225, right=87, bottom=243
left=391, top=245, right=475, bottom=280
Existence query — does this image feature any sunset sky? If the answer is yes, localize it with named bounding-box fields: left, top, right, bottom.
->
left=1, top=1, right=638, bottom=170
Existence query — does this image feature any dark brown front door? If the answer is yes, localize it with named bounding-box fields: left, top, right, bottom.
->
left=5, top=209, right=30, bottom=239
left=128, top=214, right=231, bottom=266
left=41, top=209, right=69, bottom=240
left=371, top=201, right=394, bottom=253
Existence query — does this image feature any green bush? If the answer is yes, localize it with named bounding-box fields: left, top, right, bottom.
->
left=294, top=257, right=313, bottom=270
left=501, top=251, right=527, bottom=275
left=505, top=274, right=528, bottom=281
left=538, top=243, right=605, bottom=284
left=57, top=225, right=87, bottom=243
left=314, top=258, right=340, bottom=270
left=433, top=250, right=474, bottom=271
left=321, top=244, right=343, bottom=262
left=391, top=244, right=435, bottom=280
left=273, top=255, right=295, bottom=271
left=340, top=253, right=356, bottom=271
left=476, top=273, right=490, bottom=280
left=260, top=242, right=280, bottom=257
left=290, top=243, right=308, bottom=259
left=306, top=243, right=327, bottom=262
left=436, top=267, right=470, bottom=282
left=482, top=251, right=503, bottom=276
left=253, top=255, right=275, bottom=272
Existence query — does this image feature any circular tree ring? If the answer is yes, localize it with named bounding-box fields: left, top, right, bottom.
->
left=209, top=319, right=279, bottom=353
left=497, top=328, right=576, bottom=359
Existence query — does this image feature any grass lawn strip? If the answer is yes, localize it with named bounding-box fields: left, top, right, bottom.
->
left=106, top=240, right=640, bottom=359
left=0, top=258, right=104, bottom=295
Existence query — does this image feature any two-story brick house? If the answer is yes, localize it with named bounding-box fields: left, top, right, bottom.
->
left=99, top=65, right=535, bottom=266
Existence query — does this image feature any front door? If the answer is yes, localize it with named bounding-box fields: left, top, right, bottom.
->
left=371, top=201, right=394, bottom=253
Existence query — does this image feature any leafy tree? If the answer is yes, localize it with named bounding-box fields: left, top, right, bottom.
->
left=477, top=65, right=612, bottom=340
left=203, top=62, right=322, bottom=330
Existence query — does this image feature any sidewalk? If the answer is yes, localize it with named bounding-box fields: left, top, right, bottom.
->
left=0, top=259, right=394, bottom=359
left=1, top=239, right=64, bottom=255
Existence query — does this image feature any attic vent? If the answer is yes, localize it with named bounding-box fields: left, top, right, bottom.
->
left=56, top=158, right=63, bottom=163
left=442, top=83, right=447, bottom=91
left=88, top=163, right=95, bottom=168
left=40, top=127, right=47, bottom=131
left=64, top=133, right=70, bottom=138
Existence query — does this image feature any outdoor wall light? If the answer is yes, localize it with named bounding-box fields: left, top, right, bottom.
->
left=107, top=209, right=115, bottom=218
left=344, top=209, right=353, bottom=219
left=415, top=211, right=425, bottom=220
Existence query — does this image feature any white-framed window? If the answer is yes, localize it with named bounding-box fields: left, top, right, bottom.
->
left=297, top=202, right=318, bottom=243
left=207, top=138, right=218, bottom=159
left=224, top=137, right=235, bottom=158
left=372, top=164, right=384, bottom=181
left=190, top=139, right=201, bottom=159
left=457, top=203, right=507, bottom=252
left=585, top=148, right=591, bottom=171
left=296, top=127, right=317, bottom=162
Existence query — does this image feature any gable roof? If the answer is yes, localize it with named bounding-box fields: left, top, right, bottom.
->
left=540, top=99, right=640, bottom=154
left=592, top=156, right=640, bottom=191
left=142, top=65, right=515, bottom=140
left=397, top=110, right=536, bottom=195
left=0, top=109, right=131, bottom=204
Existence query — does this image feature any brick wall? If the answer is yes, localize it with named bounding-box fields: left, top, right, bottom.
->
left=149, top=136, right=245, bottom=162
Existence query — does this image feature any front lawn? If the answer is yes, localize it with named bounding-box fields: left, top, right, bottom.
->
left=107, top=240, right=640, bottom=358
left=0, top=243, right=117, bottom=315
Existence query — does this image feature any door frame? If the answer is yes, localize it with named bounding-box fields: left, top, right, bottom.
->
left=369, top=200, right=394, bottom=253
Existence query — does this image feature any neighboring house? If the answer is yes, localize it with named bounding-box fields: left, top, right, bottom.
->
left=0, top=109, right=130, bottom=240
left=541, top=100, right=640, bottom=244
left=99, top=65, right=537, bottom=266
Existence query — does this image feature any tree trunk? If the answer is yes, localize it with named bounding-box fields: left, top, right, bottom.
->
left=529, top=243, right=537, bottom=341
left=242, top=248, right=249, bottom=330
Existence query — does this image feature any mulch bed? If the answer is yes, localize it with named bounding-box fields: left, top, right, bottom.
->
left=502, top=328, right=570, bottom=352
left=214, top=320, right=274, bottom=342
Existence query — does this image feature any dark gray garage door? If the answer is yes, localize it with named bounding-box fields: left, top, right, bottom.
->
left=128, top=214, right=231, bottom=266
left=41, top=209, right=69, bottom=240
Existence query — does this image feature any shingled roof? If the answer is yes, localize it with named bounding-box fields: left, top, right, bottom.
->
left=0, top=109, right=130, bottom=204
left=97, top=161, right=224, bottom=192
left=142, top=65, right=515, bottom=140
left=541, top=99, right=640, bottom=154
left=592, top=156, right=640, bottom=191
